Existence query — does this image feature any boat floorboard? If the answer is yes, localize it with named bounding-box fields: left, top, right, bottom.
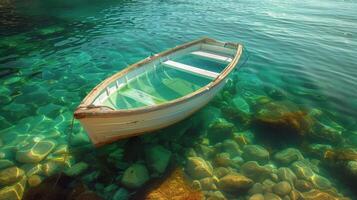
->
left=120, top=88, right=165, bottom=106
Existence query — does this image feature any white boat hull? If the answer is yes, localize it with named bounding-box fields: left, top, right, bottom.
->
left=74, top=38, right=243, bottom=147
left=78, top=80, right=226, bottom=146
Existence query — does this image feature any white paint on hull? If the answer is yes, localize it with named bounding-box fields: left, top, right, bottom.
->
left=78, top=80, right=225, bottom=146
left=74, top=38, right=243, bottom=147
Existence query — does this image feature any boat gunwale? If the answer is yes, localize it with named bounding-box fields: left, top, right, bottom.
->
left=74, top=37, right=243, bottom=119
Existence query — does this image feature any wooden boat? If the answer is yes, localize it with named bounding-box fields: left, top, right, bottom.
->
left=74, top=37, right=243, bottom=147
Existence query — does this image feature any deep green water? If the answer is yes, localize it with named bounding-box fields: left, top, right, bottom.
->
left=1, top=0, right=357, bottom=199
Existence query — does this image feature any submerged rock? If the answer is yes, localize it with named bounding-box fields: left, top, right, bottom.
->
left=302, top=189, right=349, bottom=200
left=213, top=167, right=230, bottom=178
left=291, top=161, right=314, bottom=181
left=222, top=139, right=241, bottom=157
left=121, top=164, right=149, bottom=189
left=264, top=192, right=282, bottom=200
left=240, top=161, right=272, bottom=182
left=346, top=161, right=357, bottom=176
left=22, top=172, right=74, bottom=200
left=186, top=157, right=213, bottom=179
left=254, top=102, right=313, bottom=140
left=249, top=194, right=264, bottom=200
left=0, top=177, right=26, bottom=200
left=277, top=167, right=297, bottom=185
left=294, top=179, right=313, bottom=192
left=289, top=189, right=303, bottom=200
left=272, top=181, right=292, bottom=197
left=232, top=156, right=245, bottom=166
left=0, top=167, right=25, bottom=186
left=220, top=105, right=251, bottom=129
left=16, top=139, right=56, bottom=163
left=262, top=179, right=276, bottom=193
left=207, top=118, right=235, bottom=143
left=218, top=173, right=253, bottom=193
left=27, top=175, right=43, bottom=187
left=107, top=148, right=124, bottom=163
left=191, top=180, right=201, bottom=190
left=144, top=168, right=203, bottom=200
left=323, top=148, right=357, bottom=162
left=195, top=144, right=215, bottom=159
left=242, top=145, right=270, bottom=164
left=45, top=153, right=74, bottom=169
left=0, top=159, right=14, bottom=170
left=64, top=162, right=89, bottom=177
left=248, top=183, right=264, bottom=195
left=305, top=143, right=333, bottom=158
left=264, top=86, right=286, bottom=100
left=274, top=148, right=304, bottom=165
left=310, top=123, right=344, bottom=144
left=145, top=145, right=171, bottom=174
left=310, top=174, right=331, bottom=190
left=204, top=190, right=227, bottom=200
left=82, top=171, right=100, bottom=183
left=232, top=96, right=251, bottom=114
left=21, top=163, right=42, bottom=176
left=112, top=188, right=129, bottom=200
left=199, top=177, right=218, bottom=190
left=41, top=161, right=61, bottom=177
left=214, top=153, right=232, bottom=167
left=52, top=144, right=69, bottom=156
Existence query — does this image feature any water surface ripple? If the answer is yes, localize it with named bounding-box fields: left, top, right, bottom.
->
left=0, top=0, right=357, bottom=199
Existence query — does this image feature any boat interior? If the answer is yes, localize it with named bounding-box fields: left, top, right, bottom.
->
left=92, top=42, right=237, bottom=110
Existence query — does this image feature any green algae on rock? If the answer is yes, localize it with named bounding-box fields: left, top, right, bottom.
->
left=0, top=0, right=357, bottom=199
left=65, top=162, right=89, bottom=177
left=145, top=145, right=172, bottom=174
left=121, top=164, right=149, bottom=189
left=207, top=118, right=235, bottom=143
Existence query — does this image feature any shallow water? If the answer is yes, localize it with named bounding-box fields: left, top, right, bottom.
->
left=102, top=60, right=216, bottom=109
left=0, top=0, right=357, bottom=199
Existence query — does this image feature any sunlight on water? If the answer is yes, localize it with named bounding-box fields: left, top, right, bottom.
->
left=0, top=0, right=356, bottom=199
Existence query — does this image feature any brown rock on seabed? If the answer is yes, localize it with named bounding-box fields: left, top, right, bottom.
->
left=253, top=101, right=314, bottom=138
left=218, top=173, right=253, bottom=193
left=0, top=166, right=25, bottom=185
left=0, top=176, right=27, bottom=200
left=302, top=189, right=351, bottom=200
left=144, top=168, right=204, bottom=200
left=186, top=157, right=213, bottom=179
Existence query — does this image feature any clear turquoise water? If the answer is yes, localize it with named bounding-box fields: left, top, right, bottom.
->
left=1, top=0, right=357, bottom=199
left=103, top=61, right=215, bottom=109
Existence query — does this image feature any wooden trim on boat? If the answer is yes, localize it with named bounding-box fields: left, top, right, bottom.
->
left=74, top=37, right=243, bottom=119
